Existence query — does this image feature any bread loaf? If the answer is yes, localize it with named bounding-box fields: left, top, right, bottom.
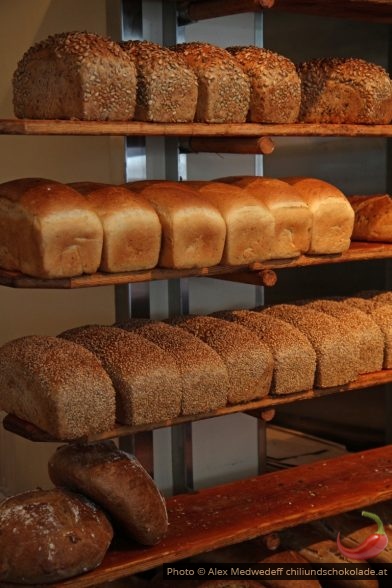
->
left=170, top=315, right=273, bottom=404
left=349, top=194, right=392, bottom=242
left=121, top=40, right=197, bottom=122
left=298, top=57, right=392, bottom=124
left=0, top=488, right=113, bottom=584
left=116, top=320, right=228, bottom=415
left=124, top=179, right=178, bottom=192
left=70, top=182, right=161, bottom=272
left=137, top=183, right=226, bottom=269
left=174, top=42, right=250, bottom=123
left=283, top=177, right=354, bottom=254
left=187, top=181, right=275, bottom=264
left=227, top=46, right=301, bottom=123
left=213, top=310, right=316, bottom=395
left=48, top=441, right=168, bottom=546
left=0, top=335, right=116, bottom=439
left=0, top=178, right=103, bottom=278
left=13, top=31, right=137, bottom=120
left=262, top=304, right=359, bottom=387
left=60, top=325, right=182, bottom=425
left=360, top=290, right=392, bottom=305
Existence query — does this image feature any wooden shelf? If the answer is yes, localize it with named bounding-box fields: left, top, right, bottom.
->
left=2, top=444, right=391, bottom=588
left=3, top=119, right=392, bottom=137
left=3, top=369, right=391, bottom=444
left=0, top=242, right=391, bottom=289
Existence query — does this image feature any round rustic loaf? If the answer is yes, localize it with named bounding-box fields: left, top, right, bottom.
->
left=0, top=488, right=113, bottom=584
left=48, top=441, right=168, bottom=546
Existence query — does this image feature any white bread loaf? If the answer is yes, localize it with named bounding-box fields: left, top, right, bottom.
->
left=213, top=310, right=316, bottom=395
left=116, top=320, right=229, bottom=415
left=137, top=183, right=226, bottom=269
left=227, top=46, right=301, bottom=123
left=170, top=315, right=273, bottom=404
left=13, top=31, right=137, bottom=120
left=121, top=40, right=198, bottom=122
left=349, top=194, right=392, bottom=242
left=298, top=57, right=392, bottom=124
left=174, top=42, right=250, bottom=123
left=187, top=181, right=275, bottom=264
left=70, top=182, right=161, bottom=272
left=282, top=177, right=354, bottom=254
left=0, top=178, right=103, bottom=278
left=0, top=335, right=116, bottom=439
left=60, top=325, right=182, bottom=425
left=262, top=304, right=360, bottom=387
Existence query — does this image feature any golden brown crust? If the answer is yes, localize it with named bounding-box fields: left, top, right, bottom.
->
left=349, top=194, right=392, bottom=242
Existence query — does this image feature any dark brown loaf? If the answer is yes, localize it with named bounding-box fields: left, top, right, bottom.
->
left=349, top=194, right=392, bottom=242
left=227, top=46, right=301, bottom=123
left=174, top=42, right=250, bottom=123
left=60, top=325, right=182, bottom=425
left=121, top=40, right=198, bottom=122
left=0, top=178, right=103, bottom=278
left=13, top=31, right=137, bottom=120
left=0, top=335, right=115, bottom=439
left=48, top=441, right=168, bottom=546
left=298, top=57, right=392, bottom=124
left=0, top=488, right=113, bottom=584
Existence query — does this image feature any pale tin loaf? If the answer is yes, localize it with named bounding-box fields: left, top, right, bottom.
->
left=0, top=178, right=103, bottom=278
left=121, top=40, right=198, bottom=122
left=0, top=335, right=116, bottom=439
left=49, top=441, right=168, bottom=546
left=13, top=31, right=137, bottom=120
left=350, top=194, right=392, bottom=242
left=227, top=46, right=301, bottom=123
left=60, top=325, right=182, bottom=425
left=71, top=182, right=161, bottom=272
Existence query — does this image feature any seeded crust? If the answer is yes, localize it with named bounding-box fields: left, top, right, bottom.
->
left=262, top=305, right=359, bottom=388
left=174, top=42, right=250, bottom=123
left=303, top=299, right=384, bottom=374
left=13, top=31, right=137, bottom=120
left=342, top=297, right=392, bottom=369
left=0, top=335, right=116, bottom=439
left=227, top=46, right=301, bottom=123
left=60, top=325, right=182, bottom=425
left=213, top=310, right=316, bottom=395
left=297, top=57, right=392, bottom=124
left=358, top=290, right=392, bottom=305
left=116, top=321, right=228, bottom=415
left=169, top=315, right=273, bottom=404
left=121, top=40, right=197, bottom=122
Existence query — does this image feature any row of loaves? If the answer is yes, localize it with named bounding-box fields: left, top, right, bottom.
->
left=0, top=176, right=355, bottom=279
left=0, top=290, right=391, bottom=441
left=13, top=32, right=392, bottom=124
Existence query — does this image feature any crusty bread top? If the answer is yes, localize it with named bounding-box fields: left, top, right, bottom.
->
left=234, top=177, right=309, bottom=210
left=192, top=182, right=273, bottom=213
left=140, top=183, right=225, bottom=218
left=121, top=39, right=196, bottom=77
left=349, top=193, right=391, bottom=212
left=282, top=177, right=349, bottom=205
left=124, top=180, right=183, bottom=192
left=70, top=182, right=160, bottom=216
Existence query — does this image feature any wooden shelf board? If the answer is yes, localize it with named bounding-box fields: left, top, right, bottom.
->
left=3, top=444, right=392, bottom=588
left=0, top=242, right=391, bottom=290
left=3, top=369, right=391, bottom=444
left=2, top=119, right=392, bottom=137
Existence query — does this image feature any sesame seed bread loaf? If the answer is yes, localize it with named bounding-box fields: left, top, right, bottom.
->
left=48, top=441, right=168, bottom=546
left=116, top=321, right=228, bottom=415
left=303, top=299, right=384, bottom=374
left=13, top=31, right=137, bottom=120
left=174, top=42, right=250, bottom=123
left=170, top=315, right=273, bottom=404
left=137, top=183, right=226, bottom=269
left=186, top=181, right=275, bottom=264
left=212, top=310, right=316, bottom=395
left=360, top=290, right=392, bottom=305
left=0, top=488, right=113, bottom=584
left=60, top=325, right=182, bottom=425
left=262, top=305, right=359, bottom=387
left=227, top=46, right=301, bottom=123
left=121, top=40, right=198, bottom=122
left=70, top=182, right=161, bottom=272
left=282, top=177, right=354, bottom=254
left=298, top=57, right=392, bottom=124
left=0, top=178, right=103, bottom=278
left=349, top=194, right=392, bottom=242
left=0, top=335, right=116, bottom=439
